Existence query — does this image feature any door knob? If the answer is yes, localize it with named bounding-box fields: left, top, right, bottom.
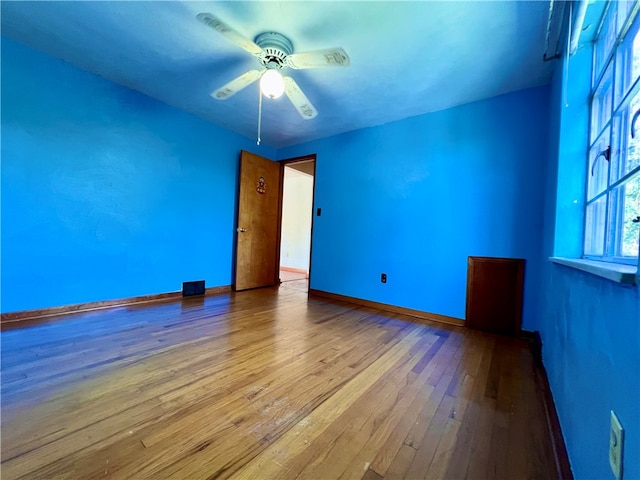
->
left=237, top=227, right=247, bottom=233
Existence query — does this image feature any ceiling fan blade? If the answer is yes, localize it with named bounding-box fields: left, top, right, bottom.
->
left=286, top=48, right=350, bottom=69
left=284, top=76, right=317, bottom=119
left=212, top=70, right=262, bottom=100
left=196, top=13, right=263, bottom=56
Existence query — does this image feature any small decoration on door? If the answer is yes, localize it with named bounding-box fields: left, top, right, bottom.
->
left=256, top=176, right=267, bottom=194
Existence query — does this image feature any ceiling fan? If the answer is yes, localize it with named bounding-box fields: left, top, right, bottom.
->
left=196, top=13, right=350, bottom=120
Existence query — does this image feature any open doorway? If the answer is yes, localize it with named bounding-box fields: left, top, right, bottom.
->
left=279, top=158, right=315, bottom=287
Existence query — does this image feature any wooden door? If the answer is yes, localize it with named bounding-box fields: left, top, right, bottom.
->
left=234, top=150, right=282, bottom=291
left=465, top=256, right=525, bottom=336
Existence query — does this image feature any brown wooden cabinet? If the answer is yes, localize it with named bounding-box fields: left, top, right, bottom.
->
left=465, top=256, right=525, bottom=336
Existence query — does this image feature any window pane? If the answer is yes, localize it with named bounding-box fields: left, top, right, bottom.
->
left=585, top=195, right=608, bottom=255
left=595, top=5, right=618, bottom=78
left=615, top=14, right=640, bottom=106
left=615, top=174, right=640, bottom=256
left=588, top=127, right=610, bottom=200
left=625, top=90, right=640, bottom=175
left=616, top=0, right=636, bottom=37
left=592, top=63, right=613, bottom=141
left=611, top=90, right=640, bottom=182
left=587, top=2, right=639, bottom=261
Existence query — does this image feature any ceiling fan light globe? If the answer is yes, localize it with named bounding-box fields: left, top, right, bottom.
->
left=260, top=70, right=285, bottom=99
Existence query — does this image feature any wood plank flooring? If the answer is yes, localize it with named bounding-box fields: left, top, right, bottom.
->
left=1, top=281, right=558, bottom=479
left=279, top=270, right=308, bottom=282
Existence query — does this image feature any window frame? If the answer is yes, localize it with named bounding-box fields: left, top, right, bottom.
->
left=585, top=0, right=640, bottom=266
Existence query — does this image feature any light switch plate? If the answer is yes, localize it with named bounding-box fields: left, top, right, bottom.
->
left=609, top=410, right=624, bottom=479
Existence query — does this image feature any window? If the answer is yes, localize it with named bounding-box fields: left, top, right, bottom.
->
left=587, top=1, right=640, bottom=264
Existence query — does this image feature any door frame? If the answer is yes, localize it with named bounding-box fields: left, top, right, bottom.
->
left=276, top=154, right=317, bottom=287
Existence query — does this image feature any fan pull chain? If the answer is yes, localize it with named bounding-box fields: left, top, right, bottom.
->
left=257, top=87, right=263, bottom=145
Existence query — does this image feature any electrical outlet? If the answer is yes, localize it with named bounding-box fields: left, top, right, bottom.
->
left=381, top=273, right=387, bottom=283
left=609, top=411, right=624, bottom=480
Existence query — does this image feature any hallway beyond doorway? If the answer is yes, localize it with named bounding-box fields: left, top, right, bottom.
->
left=279, top=268, right=307, bottom=282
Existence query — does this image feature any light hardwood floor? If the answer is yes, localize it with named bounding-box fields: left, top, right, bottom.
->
left=1, top=280, right=557, bottom=479
left=279, top=270, right=308, bottom=282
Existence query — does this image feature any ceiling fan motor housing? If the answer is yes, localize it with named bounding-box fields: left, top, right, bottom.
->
left=255, top=32, right=293, bottom=69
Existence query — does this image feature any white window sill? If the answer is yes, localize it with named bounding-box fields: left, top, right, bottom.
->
left=550, top=257, right=638, bottom=285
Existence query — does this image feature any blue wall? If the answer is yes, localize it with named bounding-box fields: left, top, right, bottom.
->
left=540, top=45, right=640, bottom=480
left=1, top=38, right=275, bottom=313
left=542, top=263, right=639, bottom=480
left=279, top=86, right=550, bottom=330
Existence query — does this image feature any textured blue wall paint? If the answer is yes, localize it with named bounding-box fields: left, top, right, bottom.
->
left=541, top=45, right=640, bottom=479
left=542, top=265, right=639, bottom=480
left=1, top=38, right=275, bottom=312
left=553, top=48, right=591, bottom=258
left=279, top=86, right=550, bottom=329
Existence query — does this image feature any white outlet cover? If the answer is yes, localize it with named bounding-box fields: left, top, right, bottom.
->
left=609, top=411, right=624, bottom=480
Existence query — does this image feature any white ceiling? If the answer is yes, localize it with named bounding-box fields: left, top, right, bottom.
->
left=2, top=1, right=556, bottom=148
